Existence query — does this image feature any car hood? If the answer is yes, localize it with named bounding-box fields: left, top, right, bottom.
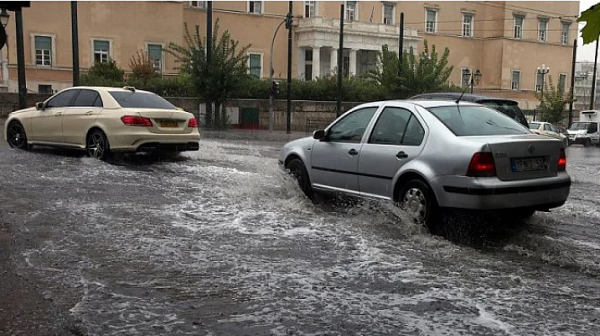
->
left=9, top=107, right=36, bottom=115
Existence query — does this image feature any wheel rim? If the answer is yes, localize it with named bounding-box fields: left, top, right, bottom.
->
left=7, top=123, right=25, bottom=148
left=87, top=133, right=105, bottom=159
left=402, top=187, right=427, bottom=224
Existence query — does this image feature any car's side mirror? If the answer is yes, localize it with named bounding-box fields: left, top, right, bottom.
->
left=35, top=102, right=44, bottom=110
left=313, top=129, right=326, bottom=140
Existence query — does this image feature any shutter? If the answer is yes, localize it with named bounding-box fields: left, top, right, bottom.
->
left=35, top=36, right=51, bottom=50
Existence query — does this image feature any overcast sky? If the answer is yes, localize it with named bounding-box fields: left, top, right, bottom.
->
left=577, top=0, right=598, bottom=62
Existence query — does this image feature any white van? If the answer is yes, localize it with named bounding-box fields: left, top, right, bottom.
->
left=568, top=110, right=600, bottom=147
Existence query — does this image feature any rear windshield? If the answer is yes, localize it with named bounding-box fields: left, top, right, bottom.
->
left=109, top=91, right=176, bottom=109
left=478, top=100, right=529, bottom=127
left=427, top=105, right=530, bottom=136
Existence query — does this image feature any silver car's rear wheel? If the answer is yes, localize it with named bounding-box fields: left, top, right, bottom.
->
left=86, top=130, right=112, bottom=161
left=7, top=121, right=29, bottom=150
left=399, top=179, right=441, bottom=234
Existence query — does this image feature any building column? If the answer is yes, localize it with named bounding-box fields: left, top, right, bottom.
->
left=349, top=49, right=357, bottom=76
left=312, top=47, right=320, bottom=80
left=330, top=48, right=337, bottom=75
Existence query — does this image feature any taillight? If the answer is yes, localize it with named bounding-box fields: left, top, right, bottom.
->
left=188, top=118, right=198, bottom=128
left=467, top=152, right=497, bottom=177
left=121, top=115, right=152, bottom=127
left=558, top=148, right=567, bottom=172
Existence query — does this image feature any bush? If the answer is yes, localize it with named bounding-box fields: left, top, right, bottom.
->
left=86, top=59, right=124, bottom=82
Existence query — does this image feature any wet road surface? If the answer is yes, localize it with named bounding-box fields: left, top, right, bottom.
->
left=1, top=137, right=600, bottom=335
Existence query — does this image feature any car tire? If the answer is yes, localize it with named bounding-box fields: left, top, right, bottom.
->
left=399, top=179, right=442, bottom=235
left=584, top=138, right=591, bottom=148
left=6, top=121, right=30, bottom=150
left=285, top=158, right=313, bottom=199
left=86, top=129, right=112, bottom=161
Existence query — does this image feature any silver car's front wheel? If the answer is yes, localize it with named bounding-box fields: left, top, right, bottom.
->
left=399, top=179, right=441, bottom=235
left=86, top=130, right=112, bottom=161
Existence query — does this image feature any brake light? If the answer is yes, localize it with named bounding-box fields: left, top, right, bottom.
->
left=121, top=115, right=153, bottom=127
left=188, top=118, right=198, bottom=128
left=558, top=148, right=567, bottom=172
left=467, top=152, right=497, bottom=177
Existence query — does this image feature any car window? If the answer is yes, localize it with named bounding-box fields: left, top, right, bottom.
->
left=589, top=123, right=598, bottom=133
left=46, top=90, right=78, bottom=108
left=328, top=107, right=378, bottom=143
left=403, top=115, right=425, bottom=145
left=529, top=122, right=540, bottom=130
left=369, top=107, right=411, bottom=145
left=479, top=100, right=528, bottom=127
left=427, top=105, right=530, bottom=136
left=72, top=89, right=103, bottom=107
left=544, top=124, right=552, bottom=131
left=109, top=91, right=176, bottom=109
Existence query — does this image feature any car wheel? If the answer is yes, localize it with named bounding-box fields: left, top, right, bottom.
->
left=86, top=129, right=112, bottom=161
left=584, top=139, right=591, bottom=148
left=285, top=158, right=313, bottom=198
left=399, top=179, right=441, bottom=234
left=6, top=121, right=29, bottom=150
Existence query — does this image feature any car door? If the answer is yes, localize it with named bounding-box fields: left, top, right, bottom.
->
left=358, top=105, right=427, bottom=199
left=310, top=106, right=379, bottom=194
left=62, top=89, right=104, bottom=146
left=588, top=122, right=600, bottom=144
left=30, top=89, right=78, bottom=143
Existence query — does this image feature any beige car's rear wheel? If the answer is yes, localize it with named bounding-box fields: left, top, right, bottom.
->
left=86, top=130, right=112, bottom=161
left=399, top=179, right=442, bottom=235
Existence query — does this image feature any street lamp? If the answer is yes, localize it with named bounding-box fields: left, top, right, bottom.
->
left=537, top=64, right=550, bottom=120
left=268, top=18, right=287, bottom=133
left=462, top=68, right=482, bottom=94
left=0, top=8, right=10, bottom=28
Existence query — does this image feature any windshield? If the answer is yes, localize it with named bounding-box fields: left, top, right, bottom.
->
left=427, top=105, right=530, bottom=136
left=569, top=122, right=591, bottom=131
left=109, top=91, right=176, bottom=109
left=478, top=100, right=529, bottom=127
left=529, top=122, right=541, bottom=130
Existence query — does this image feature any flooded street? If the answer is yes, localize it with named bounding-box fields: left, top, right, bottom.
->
left=1, top=137, right=600, bottom=335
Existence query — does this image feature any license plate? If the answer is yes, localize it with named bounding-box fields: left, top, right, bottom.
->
left=160, top=120, right=178, bottom=128
left=511, top=157, right=547, bottom=172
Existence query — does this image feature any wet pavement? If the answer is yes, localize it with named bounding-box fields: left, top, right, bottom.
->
left=1, top=134, right=600, bottom=335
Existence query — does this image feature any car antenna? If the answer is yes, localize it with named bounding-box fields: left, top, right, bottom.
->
left=455, top=74, right=471, bottom=104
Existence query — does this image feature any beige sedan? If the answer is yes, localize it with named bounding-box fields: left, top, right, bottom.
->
left=4, top=86, right=200, bottom=160
left=529, top=121, right=568, bottom=146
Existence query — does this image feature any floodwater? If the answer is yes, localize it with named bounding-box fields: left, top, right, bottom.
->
left=1, top=138, right=600, bottom=335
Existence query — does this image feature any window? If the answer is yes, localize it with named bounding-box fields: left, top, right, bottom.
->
left=304, top=1, right=316, bottom=18
left=369, top=107, right=424, bottom=146
left=345, top=1, right=357, bottom=22
left=328, top=107, right=378, bottom=142
left=46, top=90, right=78, bottom=108
left=461, top=68, right=472, bottom=88
left=462, top=13, right=473, bottom=37
left=249, top=1, right=262, bottom=14
left=93, top=40, right=110, bottom=63
left=427, top=105, right=529, bottom=136
left=109, top=91, right=176, bottom=109
left=304, top=49, right=313, bottom=81
left=34, top=36, right=52, bottom=66
left=559, top=73, right=567, bottom=89
left=249, top=53, right=262, bottom=78
left=188, top=1, right=206, bottom=8
left=544, top=124, right=552, bottom=131
left=561, top=22, right=570, bottom=45
left=511, top=70, right=521, bottom=91
left=72, top=89, right=103, bottom=107
left=383, top=3, right=394, bottom=25
left=38, top=84, right=52, bottom=94
left=514, top=15, right=524, bottom=39
left=425, top=9, right=437, bottom=33
left=536, top=72, right=544, bottom=92
left=538, top=19, right=548, bottom=42
left=148, top=44, right=163, bottom=72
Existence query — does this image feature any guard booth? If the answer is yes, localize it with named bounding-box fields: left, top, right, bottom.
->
left=239, top=107, right=259, bottom=129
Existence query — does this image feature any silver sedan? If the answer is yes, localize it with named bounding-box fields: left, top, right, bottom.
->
left=279, top=100, right=570, bottom=233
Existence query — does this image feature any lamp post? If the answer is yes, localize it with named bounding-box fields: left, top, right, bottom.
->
left=462, top=69, right=482, bottom=94
left=537, top=64, right=550, bottom=121
left=268, top=18, right=286, bottom=133
left=0, top=8, right=9, bottom=89
left=0, top=8, right=9, bottom=27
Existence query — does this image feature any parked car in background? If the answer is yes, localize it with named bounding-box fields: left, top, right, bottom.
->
left=280, top=100, right=570, bottom=235
left=4, top=86, right=200, bottom=160
left=410, top=93, right=529, bottom=128
left=529, top=121, right=568, bottom=147
left=567, top=110, right=600, bottom=147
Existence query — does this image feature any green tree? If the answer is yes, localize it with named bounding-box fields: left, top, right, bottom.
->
left=535, top=76, right=574, bottom=124
left=128, top=50, right=159, bottom=85
left=86, top=59, right=125, bottom=83
left=167, top=20, right=251, bottom=128
left=579, top=3, right=600, bottom=45
left=369, top=40, right=454, bottom=98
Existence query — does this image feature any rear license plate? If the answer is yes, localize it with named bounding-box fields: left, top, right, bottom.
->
left=160, top=120, right=178, bottom=128
left=511, top=157, right=547, bottom=172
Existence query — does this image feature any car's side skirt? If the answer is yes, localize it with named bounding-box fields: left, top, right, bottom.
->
left=311, top=166, right=393, bottom=180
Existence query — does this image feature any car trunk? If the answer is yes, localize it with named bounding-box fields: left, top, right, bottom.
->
left=466, top=135, right=562, bottom=181
left=135, top=109, right=193, bottom=134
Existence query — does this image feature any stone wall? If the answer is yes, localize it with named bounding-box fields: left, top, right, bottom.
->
left=0, top=93, right=53, bottom=118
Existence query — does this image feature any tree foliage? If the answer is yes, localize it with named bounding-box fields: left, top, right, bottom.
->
left=128, top=50, right=159, bottom=84
left=167, top=19, right=251, bottom=128
left=535, top=76, right=574, bottom=124
left=86, top=59, right=125, bottom=83
left=578, top=3, right=600, bottom=45
left=368, top=40, right=456, bottom=98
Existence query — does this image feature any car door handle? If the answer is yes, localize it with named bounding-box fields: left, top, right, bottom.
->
left=348, top=148, right=359, bottom=156
left=396, top=151, right=408, bottom=159
left=54, top=112, right=62, bottom=117
left=85, top=111, right=93, bottom=115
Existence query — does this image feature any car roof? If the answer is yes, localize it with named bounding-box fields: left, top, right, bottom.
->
left=63, top=86, right=154, bottom=94
left=410, top=92, right=519, bottom=104
left=401, top=99, right=482, bottom=108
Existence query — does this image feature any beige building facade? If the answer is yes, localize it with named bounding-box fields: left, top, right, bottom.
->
left=1, top=1, right=579, bottom=108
